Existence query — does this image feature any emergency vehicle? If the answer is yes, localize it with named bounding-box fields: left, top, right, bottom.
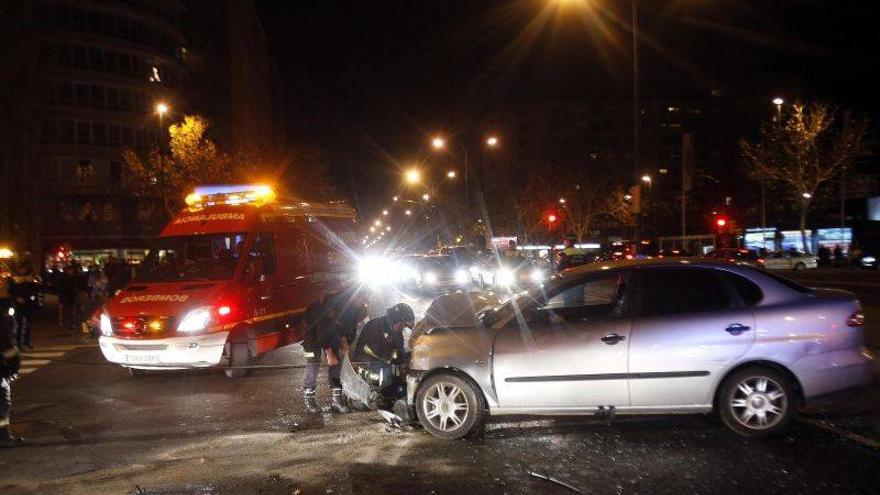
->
left=98, top=184, right=359, bottom=377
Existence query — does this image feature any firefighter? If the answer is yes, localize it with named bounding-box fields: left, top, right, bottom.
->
left=302, top=288, right=367, bottom=414
left=10, top=262, right=37, bottom=349
left=350, top=303, right=415, bottom=406
left=1, top=287, right=23, bottom=447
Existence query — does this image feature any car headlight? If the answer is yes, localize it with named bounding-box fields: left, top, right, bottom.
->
left=100, top=313, right=113, bottom=336
left=863, top=256, right=876, bottom=264
left=530, top=269, right=544, bottom=282
left=495, top=268, right=515, bottom=286
left=177, top=307, right=212, bottom=333
left=454, top=269, right=469, bottom=284
left=7, top=307, right=14, bottom=317
left=424, top=272, right=438, bottom=284
left=358, top=256, right=393, bottom=286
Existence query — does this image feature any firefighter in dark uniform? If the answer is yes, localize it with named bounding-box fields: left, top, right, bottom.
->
left=301, top=288, right=367, bottom=414
left=351, top=303, right=415, bottom=405
left=1, top=281, right=24, bottom=447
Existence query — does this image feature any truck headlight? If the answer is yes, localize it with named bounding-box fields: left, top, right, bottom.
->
left=454, top=269, right=469, bottom=284
left=100, top=313, right=113, bottom=336
left=177, top=307, right=212, bottom=333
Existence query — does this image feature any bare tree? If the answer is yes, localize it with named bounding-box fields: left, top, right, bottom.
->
left=740, top=102, right=870, bottom=254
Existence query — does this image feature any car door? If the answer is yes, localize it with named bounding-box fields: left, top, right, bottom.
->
left=627, top=266, right=757, bottom=408
left=493, top=269, right=632, bottom=410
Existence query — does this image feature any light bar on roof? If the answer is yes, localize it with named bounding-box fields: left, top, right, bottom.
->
left=185, top=184, right=276, bottom=207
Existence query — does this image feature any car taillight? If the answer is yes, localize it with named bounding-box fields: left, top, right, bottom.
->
left=847, top=310, right=865, bottom=327
left=757, top=258, right=765, bottom=264
left=217, top=305, right=232, bottom=316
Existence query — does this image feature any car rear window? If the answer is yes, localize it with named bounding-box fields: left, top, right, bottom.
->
left=749, top=268, right=812, bottom=294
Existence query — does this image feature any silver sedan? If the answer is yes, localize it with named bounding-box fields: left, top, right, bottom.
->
left=406, top=259, right=875, bottom=439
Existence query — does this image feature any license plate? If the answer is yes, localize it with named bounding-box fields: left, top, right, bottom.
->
left=124, top=354, right=160, bottom=364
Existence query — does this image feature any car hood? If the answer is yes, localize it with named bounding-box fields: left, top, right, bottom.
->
left=411, top=291, right=501, bottom=339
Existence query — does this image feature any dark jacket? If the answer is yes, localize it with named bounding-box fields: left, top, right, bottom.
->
left=0, top=307, right=19, bottom=378
left=352, top=315, right=403, bottom=364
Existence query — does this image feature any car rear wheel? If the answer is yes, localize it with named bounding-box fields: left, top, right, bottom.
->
left=794, top=262, right=807, bottom=271
left=416, top=373, right=486, bottom=440
left=223, top=341, right=252, bottom=378
left=718, top=367, right=795, bottom=438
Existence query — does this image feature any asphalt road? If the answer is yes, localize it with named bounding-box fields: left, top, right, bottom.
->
left=1, top=272, right=879, bottom=495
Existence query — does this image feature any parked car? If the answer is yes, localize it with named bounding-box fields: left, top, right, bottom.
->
left=762, top=250, right=817, bottom=271
left=405, top=259, right=873, bottom=439
left=703, top=248, right=764, bottom=267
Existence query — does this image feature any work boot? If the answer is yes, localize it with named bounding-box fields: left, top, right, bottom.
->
left=330, top=388, right=349, bottom=414
left=0, top=427, right=24, bottom=448
left=303, top=388, right=320, bottom=414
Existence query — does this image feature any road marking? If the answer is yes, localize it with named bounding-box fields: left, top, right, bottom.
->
left=21, top=352, right=65, bottom=358
left=798, top=417, right=880, bottom=449
left=20, top=359, right=51, bottom=366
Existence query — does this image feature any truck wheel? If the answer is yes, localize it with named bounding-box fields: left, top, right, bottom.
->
left=416, top=373, right=486, bottom=440
left=128, top=367, right=146, bottom=377
left=224, top=341, right=252, bottom=378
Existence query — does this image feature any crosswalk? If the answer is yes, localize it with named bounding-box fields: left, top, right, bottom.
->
left=19, top=343, right=97, bottom=376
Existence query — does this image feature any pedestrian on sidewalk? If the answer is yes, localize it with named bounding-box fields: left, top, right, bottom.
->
left=0, top=290, right=24, bottom=447
left=57, top=265, right=79, bottom=332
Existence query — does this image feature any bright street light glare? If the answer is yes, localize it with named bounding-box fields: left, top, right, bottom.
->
left=486, top=136, right=499, bottom=147
left=374, top=219, right=382, bottom=226
left=405, top=168, right=421, bottom=184
left=559, top=198, right=566, bottom=204
left=447, top=170, right=456, bottom=179
left=392, top=196, right=399, bottom=202
left=386, top=226, right=391, bottom=231
left=405, top=209, right=412, bottom=216
left=773, top=97, right=784, bottom=106
left=431, top=136, right=445, bottom=149
left=802, top=192, right=812, bottom=199
left=422, top=193, right=430, bottom=201
left=641, top=175, right=652, bottom=183
left=155, top=102, right=169, bottom=115
left=382, top=209, right=389, bottom=216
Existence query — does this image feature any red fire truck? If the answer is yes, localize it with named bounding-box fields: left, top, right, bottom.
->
left=98, top=184, right=360, bottom=377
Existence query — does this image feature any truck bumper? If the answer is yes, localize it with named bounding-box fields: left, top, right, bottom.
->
left=99, top=331, right=230, bottom=370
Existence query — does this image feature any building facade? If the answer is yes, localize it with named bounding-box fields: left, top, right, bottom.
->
left=0, top=0, right=281, bottom=263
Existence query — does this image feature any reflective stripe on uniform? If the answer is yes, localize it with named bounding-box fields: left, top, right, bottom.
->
left=0, top=418, right=9, bottom=428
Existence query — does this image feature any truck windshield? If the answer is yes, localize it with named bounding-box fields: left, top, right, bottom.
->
left=135, top=232, right=248, bottom=282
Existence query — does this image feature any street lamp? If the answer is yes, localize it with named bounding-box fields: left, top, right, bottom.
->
left=641, top=175, right=652, bottom=183
left=422, top=193, right=430, bottom=202
left=405, top=168, right=421, bottom=185
left=431, top=136, right=446, bottom=150
left=447, top=170, right=456, bottom=179
left=486, top=135, right=499, bottom=147
left=386, top=226, right=391, bottom=231
left=382, top=209, right=389, bottom=216
left=559, top=197, right=566, bottom=204
left=374, top=219, right=382, bottom=226
left=405, top=209, right=412, bottom=216
left=802, top=192, right=812, bottom=199
left=393, top=196, right=399, bottom=202
left=772, top=97, right=784, bottom=106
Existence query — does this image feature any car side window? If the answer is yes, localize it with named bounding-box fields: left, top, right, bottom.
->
left=538, top=271, right=628, bottom=321
left=636, top=268, right=732, bottom=317
left=720, top=271, right=763, bottom=306
left=246, top=231, right=277, bottom=276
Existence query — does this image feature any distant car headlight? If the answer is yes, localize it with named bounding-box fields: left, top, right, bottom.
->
left=7, top=307, right=14, bottom=317
left=358, top=256, right=393, bottom=286
left=424, top=272, right=438, bottom=284
left=454, top=269, right=469, bottom=284
left=177, top=307, right=212, bottom=333
left=530, top=269, right=544, bottom=282
left=862, top=256, right=876, bottom=265
left=495, top=268, right=515, bottom=286
left=100, top=313, right=113, bottom=336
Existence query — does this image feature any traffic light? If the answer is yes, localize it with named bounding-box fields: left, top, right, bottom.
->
left=547, top=213, right=557, bottom=224
left=546, top=212, right=558, bottom=230
left=714, top=214, right=729, bottom=234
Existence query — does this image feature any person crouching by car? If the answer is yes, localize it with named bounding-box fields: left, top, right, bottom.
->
left=350, top=303, right=415, bottom=406
left=301, top=288, right=367, bottom=414
left=1, top=292, right=24, bottom=447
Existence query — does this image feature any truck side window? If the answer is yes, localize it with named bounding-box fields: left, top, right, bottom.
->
left=247, top=232, right=277, bottom=276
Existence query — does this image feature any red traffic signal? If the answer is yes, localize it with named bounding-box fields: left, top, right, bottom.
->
left=547, top=214, right=557, bottom=223
left=715, top=217, right=727, bottom=228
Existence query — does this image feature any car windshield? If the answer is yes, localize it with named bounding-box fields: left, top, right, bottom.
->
left=421, top=257, right=457, bottom=272
left=135, top=232, right=248, bottom=283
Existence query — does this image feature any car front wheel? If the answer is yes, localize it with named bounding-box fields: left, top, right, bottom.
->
left=718, top=367, right=795, bottom=438
left=416, top=373, right=486, bottom=440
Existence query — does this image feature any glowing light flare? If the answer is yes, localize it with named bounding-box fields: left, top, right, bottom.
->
left=405, top=169, right=422, bottom=184
left=486, top=135, right=499, bottom=147
left=431, top=136, right=445, bottom=149
left=154, top=102, right=169, bottom=115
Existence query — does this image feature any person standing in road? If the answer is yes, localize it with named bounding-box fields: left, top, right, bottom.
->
left=57, top=265, right=78, bottom=333
left=10, top=263, right=37, bottom=349
left=0, top=289, right=24, bottom=447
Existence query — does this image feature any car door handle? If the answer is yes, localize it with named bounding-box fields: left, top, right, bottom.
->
left=601, top=333, right=626, bottom=345
left=725, top=323, right=751, bottom=335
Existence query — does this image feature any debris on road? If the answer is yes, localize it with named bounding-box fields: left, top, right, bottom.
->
left=528, top=471, right=583, bottom=494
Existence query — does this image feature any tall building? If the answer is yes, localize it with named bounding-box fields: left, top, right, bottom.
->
left=0, top=0, right=281, bottom=263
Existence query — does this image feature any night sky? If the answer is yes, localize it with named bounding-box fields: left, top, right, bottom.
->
left=255, top=0, right=880, bottom=211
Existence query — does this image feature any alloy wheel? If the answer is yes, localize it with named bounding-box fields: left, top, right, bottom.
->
left=422, top=381, right=469, bottom=432
left=728, top=376, right=788, bottom=430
